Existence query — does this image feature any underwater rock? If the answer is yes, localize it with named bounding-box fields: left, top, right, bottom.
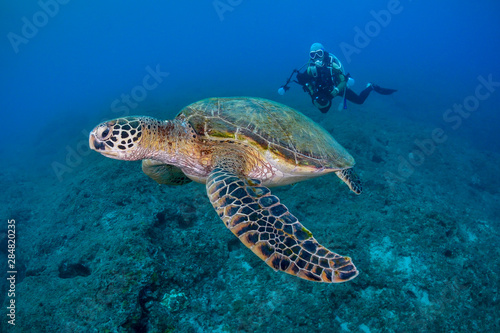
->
left=58, top=261, right=91, bottom=279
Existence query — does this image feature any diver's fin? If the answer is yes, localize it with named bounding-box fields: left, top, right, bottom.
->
left=373, top=84, right=397, bottom=95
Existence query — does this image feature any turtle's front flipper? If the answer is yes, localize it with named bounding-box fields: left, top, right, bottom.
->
left=142, top=159, right=192, bottom=185
left=207, top=167, right=358, bottom=283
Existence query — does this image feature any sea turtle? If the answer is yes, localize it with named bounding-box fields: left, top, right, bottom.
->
left=89, top=97, right=361, bottom=283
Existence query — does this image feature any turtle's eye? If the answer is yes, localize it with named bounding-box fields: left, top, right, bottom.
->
left=96, top=125, right=112, bottom=140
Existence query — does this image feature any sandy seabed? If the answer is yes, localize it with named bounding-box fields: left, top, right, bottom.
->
left=1, top=94, right=498, bottom=332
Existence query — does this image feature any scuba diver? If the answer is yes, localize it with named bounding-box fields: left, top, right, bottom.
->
left=278, top=42, right=397, bottom=113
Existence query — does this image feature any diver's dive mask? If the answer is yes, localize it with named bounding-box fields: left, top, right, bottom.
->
left=310, top=49, right=324, bottom=59
left=310, top=49, right=324, bottom=66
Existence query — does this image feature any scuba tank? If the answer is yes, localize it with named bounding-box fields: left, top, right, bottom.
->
left=347, top=77, right=355, bottom=87
left=329, top=54, right=355, bottom=111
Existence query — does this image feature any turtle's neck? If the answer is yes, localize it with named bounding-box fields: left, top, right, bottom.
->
left=138, top=118, right=193, bottom=164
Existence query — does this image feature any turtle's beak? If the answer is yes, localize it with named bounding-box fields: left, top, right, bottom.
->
left=89, top=132, right=105, bottom=152
left=89, top=129, right=134, bottom=160
left=89, top=131, right=119, bottom=158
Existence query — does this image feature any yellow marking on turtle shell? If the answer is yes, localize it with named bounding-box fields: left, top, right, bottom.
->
left=302, top=227, right=313, bottom=239
left=209, top=130, right=234, bottom=139
left=246, top=179, right=259, bottom=186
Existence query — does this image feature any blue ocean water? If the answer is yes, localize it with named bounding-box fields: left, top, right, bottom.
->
left=2, top=1, right=500, bottom=154
left=1, top=1, right=499, bottom=331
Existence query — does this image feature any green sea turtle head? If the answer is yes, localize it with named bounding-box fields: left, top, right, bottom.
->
left=89, top=116, right=150, bottom=160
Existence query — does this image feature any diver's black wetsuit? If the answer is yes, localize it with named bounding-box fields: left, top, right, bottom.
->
left=296, top=65, right=396, bottom=113
left=345, top=86, right=374, bottom=105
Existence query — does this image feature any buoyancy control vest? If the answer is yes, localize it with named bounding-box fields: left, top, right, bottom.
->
left=306, top=52, right=345, bottom=94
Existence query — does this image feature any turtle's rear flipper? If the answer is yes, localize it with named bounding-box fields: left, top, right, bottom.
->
left=372, top=84, right=397, bottom=95
left=206, top=167, right=358, bottom=283
left=142, top=159, right=192, bottom=185
left=335, top=168, right=362, bottom=195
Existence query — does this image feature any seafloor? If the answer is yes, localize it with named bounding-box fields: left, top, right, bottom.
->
left=1, top=94, right=499, bottom=332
